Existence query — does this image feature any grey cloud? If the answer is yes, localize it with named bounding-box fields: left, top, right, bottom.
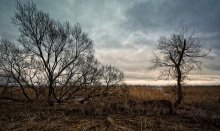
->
left=0, top=0, right=220, bottom=84
left=0, top=0, right=18, bottom=40
left=125, top=0, right=220, bottom=33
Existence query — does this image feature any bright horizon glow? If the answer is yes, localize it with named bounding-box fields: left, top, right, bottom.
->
left=124, top=80, right=220, bottom=86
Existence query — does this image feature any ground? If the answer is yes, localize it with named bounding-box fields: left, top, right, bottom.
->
left=0, top=86, right=219, bottom=130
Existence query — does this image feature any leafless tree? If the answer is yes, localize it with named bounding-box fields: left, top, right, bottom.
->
left=12, top=2, right=93, bottom=105
left=53, top=55, right=103, bottom=103
left=72, top=56, right=104, bottom=103
left=0, top=1, right=125, bottom=105
left=102, top=65, right=124, bottom=95
left=153, top=29, right=211, bottom=109
left=0, top=39, right=43, bottom=101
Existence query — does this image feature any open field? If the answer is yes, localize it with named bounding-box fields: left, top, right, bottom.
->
left=0, top=85, right=220, bottom=130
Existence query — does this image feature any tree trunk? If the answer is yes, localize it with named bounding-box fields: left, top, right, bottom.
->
left=174, top=69, right=183, bottom=109
left=48, top=83, right=54, bottom=106
left=18, top=83, right=32, bottom=102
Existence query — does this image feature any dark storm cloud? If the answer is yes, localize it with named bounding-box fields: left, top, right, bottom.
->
left=125, top=0, right=220, bottom=33
left=0, top=0, right=18, bottom=40
left=124, top=0, right=220, bottom=76
left=125, top=0, right=220, bottom=51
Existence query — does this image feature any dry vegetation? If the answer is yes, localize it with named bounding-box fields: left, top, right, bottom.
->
left=0, top=85, right=220, bottom=130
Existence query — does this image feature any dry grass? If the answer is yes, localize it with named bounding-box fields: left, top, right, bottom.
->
left=0, top=85, right=220, bottom=130
left=129, top=86, right=170, bottom=100
left=184, top=86, right=220, bottom=104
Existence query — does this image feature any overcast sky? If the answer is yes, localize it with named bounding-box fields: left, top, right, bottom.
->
left=0, top=0, right=220, bottom=85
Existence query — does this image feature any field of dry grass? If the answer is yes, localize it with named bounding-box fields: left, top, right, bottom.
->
left=0, top=85, right=220, bottom=130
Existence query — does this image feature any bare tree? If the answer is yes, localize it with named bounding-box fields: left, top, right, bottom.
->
left=73, top=56, right=104, bottom=103
left=0, top=39, right=43, bottom=101
left=53, top=55, right=103, bottom=103
left=102, top=65, right=124, bottom=95
left=12, top=2, right=93, bottom=105
left=0, top=1, right=125, bottom=105
left=153, top=29, right=210, bottom=109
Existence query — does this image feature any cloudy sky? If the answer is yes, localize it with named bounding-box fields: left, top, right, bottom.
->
left=0, top=0, right=220, bottom=85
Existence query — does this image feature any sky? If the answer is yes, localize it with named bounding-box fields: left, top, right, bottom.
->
left=0, top=0, right=220, bottom=85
